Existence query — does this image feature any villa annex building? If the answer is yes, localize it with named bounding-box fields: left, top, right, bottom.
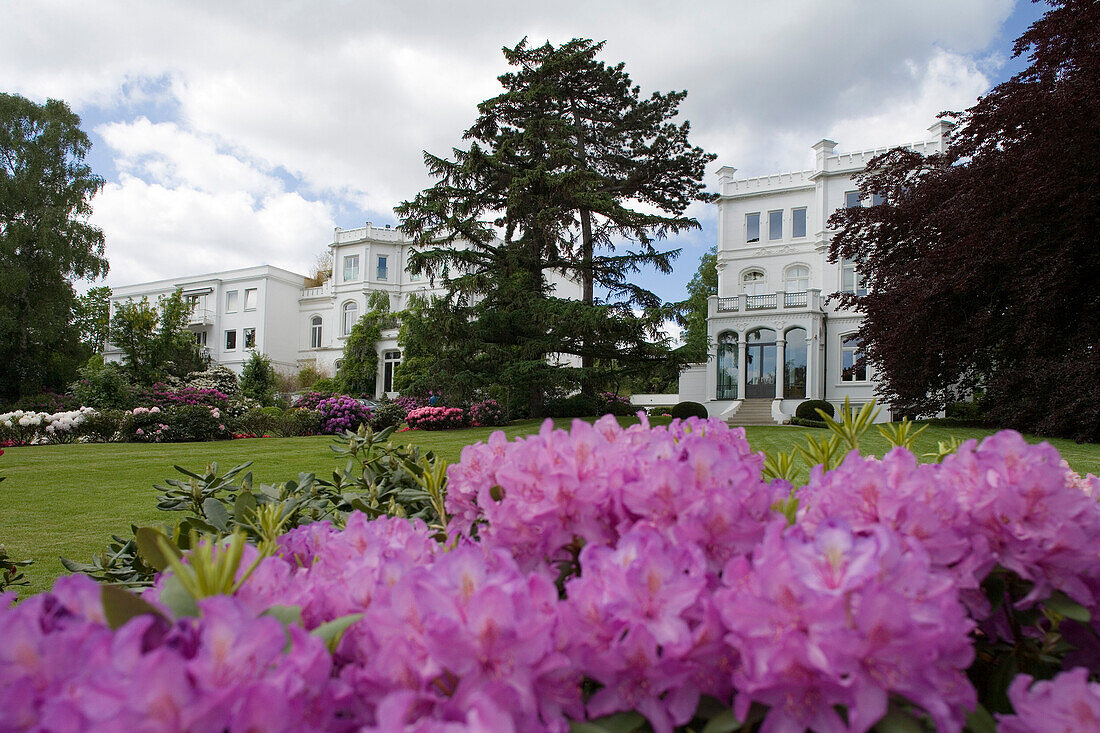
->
left=677, top=120, right=955, bottom=423
left=104, top=224, right=581, bottom=398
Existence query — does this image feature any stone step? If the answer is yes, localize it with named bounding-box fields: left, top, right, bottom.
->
left=725, top=399, right=780, bottom=426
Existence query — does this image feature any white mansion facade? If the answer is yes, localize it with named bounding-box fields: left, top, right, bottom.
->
left=677, top=120, right=955, bottom=423
left=105, top=224, right=581, bottom=397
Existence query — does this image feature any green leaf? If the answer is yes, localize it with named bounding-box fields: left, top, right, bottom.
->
left=701, top=709, right=742, bottom=733
left=234, top=491, right=258, bottom=523
left=873, top=708, right=925, bottom=732
left=1045, top=591, right=1091, bottom=623
left=569, top=712, right=647, bottom=733
left=101, top=584, right=169, bottom=629
left=310, top=612, right=365, bottom=653
left=262, top=604, right=303, bottom=626
left=202, top=497, right=230, bottom=532
left=135, top=526, right=181, bottom=572
left=158, top=572, right=199, bottom=617
left=964, top=703, right=997, bottom=733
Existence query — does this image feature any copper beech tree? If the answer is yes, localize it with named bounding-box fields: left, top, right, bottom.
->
left=828, top=0, right=1100, bottom=441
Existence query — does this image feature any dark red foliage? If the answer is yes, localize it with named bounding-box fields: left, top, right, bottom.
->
left=828, top=0, right=1100, bottom=441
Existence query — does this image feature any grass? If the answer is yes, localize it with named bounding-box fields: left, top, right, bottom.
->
left=2, top=417, right=1098, bottom=597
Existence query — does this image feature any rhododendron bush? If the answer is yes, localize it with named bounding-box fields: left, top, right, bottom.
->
left=4, top=415, right=1100, bottom=732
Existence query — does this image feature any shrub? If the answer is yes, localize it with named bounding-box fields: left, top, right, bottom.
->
left=795, top=399, right=835, bottom=421
left=231, top=407, right=279, bottom=438
left=789, top=416, right=828, bottom=428
left=468, top=399, right=508, bottom=427
left=671, top=401, right=708, bottom=420
left=545, top=394, right=598, bottom=418
left=311, top=377, right=339, bottom=394
left=295, top=364, right=327, bottom=390
left=76, top=409, right=126, bottom=442
left=142, top=383, right=230, bottom=411
left=241, top=351, right=278, bottom=406
left=405, top=406, right=466, bottom=430
left=163, top=404, right=226, bottom=442
left=282, top=408, right=323, bottom=436
left=315, top=395, right=372, bottom=434
left=183, top=363, right=241, bottom=398
left=596, top=391, right=635, bottom=416
left=117, top=407, right=171, bottom=443
left=394, top=394, right=430, bottom=415
left=71, top=360, right=137, bottom=410
left=11, top=391, right=80, bottom=413
left=369, top=399, right=407, bottom=431
left=294, top=391, right=335, bottom=410
left=945, top=399, right=984, bottom=422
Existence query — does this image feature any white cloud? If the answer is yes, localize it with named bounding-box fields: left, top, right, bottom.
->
left=2, top=0, right=1026, bottom=299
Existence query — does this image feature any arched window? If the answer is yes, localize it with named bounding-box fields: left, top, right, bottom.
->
left=784, top=327, right=807, bottom=398
left=784, top=265, right=809, bottom=293
left=342, top=301, right=358, bottom=336
left=742, top=270, right=766, bottom=296
left=717, top=332, right=738, bottom=400
left=310, top=316, right=322, bottom=349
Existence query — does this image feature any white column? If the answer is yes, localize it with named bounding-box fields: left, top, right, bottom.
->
left=775, top=336, right=786, bottom=400
left=737, top=336, right=747, bottom=400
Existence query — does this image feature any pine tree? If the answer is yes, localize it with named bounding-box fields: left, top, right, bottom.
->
left=396, top=38, right=713, bottom=411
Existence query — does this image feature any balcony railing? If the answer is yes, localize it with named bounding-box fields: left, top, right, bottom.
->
left=745, top=294, right=777, bottom=311
left=188, top=307, right=214, bottom=325
left=712, top=290, right=819, bottom=316
left=784, top=291, right=808, bottom=307
left=717, top=297, right=740, bottom=312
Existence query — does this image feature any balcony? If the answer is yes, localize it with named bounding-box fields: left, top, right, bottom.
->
left=188, top=307, right=214, bottom=326
left=711, top=289, right=822, bottom=316
left=301, top=281, right=333, bottom=298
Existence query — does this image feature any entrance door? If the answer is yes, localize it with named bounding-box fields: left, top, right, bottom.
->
left=745, top=328, right=776, bottom=398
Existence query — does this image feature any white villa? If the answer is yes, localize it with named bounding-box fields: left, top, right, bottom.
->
left=676, top=120, right=955, bottom=424
left=105, top=224, right=581, bottom=398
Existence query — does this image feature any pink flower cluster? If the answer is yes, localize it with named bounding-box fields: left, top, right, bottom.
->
left=293, top=391, right=335, bottom=410
left=405, top=406, right=466, bottom=431
left=0, top=577, right=339, bottom=731
left=798, top=431, right=1100, bottom=615
left=467, top=399, right=507, bottom=427
left=314, top=395, right=372, bottom=434
left=5, top=419, right=1100, bottom=732
left=999, top=668, right=1100, bottom=732
left=143, top=384, right=230, bottom=410
left=447, top=415, right=777, bottom=574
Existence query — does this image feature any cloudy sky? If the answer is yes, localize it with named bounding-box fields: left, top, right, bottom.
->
left=2, top=0, right=1046, bottom=303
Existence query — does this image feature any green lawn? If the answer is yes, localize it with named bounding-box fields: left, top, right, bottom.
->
left=2, top=418, right=1097, bottom=597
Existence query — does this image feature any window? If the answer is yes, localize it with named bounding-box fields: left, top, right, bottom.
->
left=310, top=316, right=322, bottom=349
left=871, top=192, right=886, bottom=206
left=716, top=332, right=738, bottom=400
left=225, top=330, right=237, bottom=350
left=244, top=327, right=256, bottom=349
left=377, top=255, right=388, bottom=280
left=841, top=258, right=867, bottom=296
left=408, top=255, right=420, bottom=281
left=194, top=330, right=207, bottom=346
left=746, top=213, right=760, bottom=243
left=343, top=255, right=359, bottom=282
left=342, top=301, right=358, bottom=335
left=785, top=327, right=807, bottom=398
left=383, top=350, right=402, bottom=393
left=785, top=265, right=809, bottom=293
left=742, top=270, right=766, bottom=296
left=845, top=191, right=862, bottom=209
left=841, top=334, right=867, bottom=381
left=225, top=290, right=238, bottom=313
left=792, top=207, right=807, bottom=238
left=768, top=210, right=783, bottom=240
left=244, top=288, right=257, bottom=311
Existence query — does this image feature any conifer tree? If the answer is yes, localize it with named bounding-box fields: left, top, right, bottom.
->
left=396, top=38, right=713, bottom=411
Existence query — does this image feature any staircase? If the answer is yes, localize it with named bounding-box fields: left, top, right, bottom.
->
left=725, top=398, right=779, bottom=426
